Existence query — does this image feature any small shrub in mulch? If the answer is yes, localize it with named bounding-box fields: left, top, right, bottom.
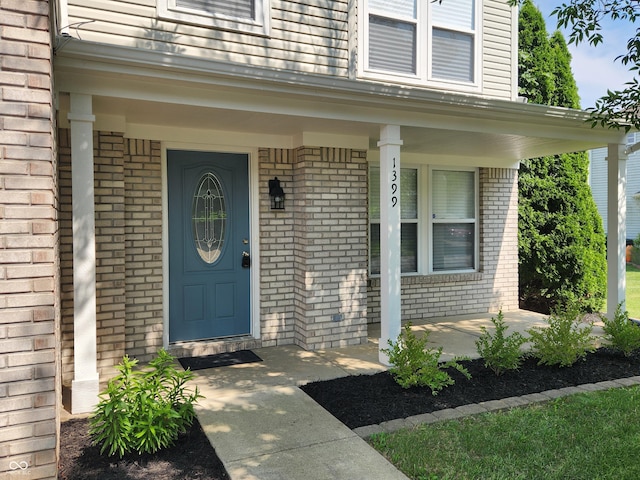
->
left=59, top=417, right=229, bottom=480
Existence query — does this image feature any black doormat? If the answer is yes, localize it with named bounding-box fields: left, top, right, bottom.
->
left=178, top=350, right=262, bottom=371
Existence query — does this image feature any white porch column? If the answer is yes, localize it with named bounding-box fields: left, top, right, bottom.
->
left=378, top=125, right=403, bottom=365
left=68, top=93, right=99, bottom=413
left=606, top=141, right=627, bottom=318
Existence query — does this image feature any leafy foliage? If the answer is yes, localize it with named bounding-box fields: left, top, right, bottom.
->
left=382, top=323, right=471, bottom=393
left=475, top=311, right=527, bottom=375
left=518, top=0, right=607, bottom=314
left=602, top=303, right=640, bottom=356
left=527, top=304, right=596, bottom=367
left=511, top=0, right=640, bottom=131
left=90, top=349, right=203, bottom=458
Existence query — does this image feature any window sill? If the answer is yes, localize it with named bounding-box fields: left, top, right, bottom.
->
left=368, top=271, right=483, bottom=288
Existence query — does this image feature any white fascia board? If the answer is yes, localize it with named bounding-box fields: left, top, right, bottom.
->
left=126, top=123, right=295, bottom=148
left=54, top=39, right=629, bottom=148
left=368, top=150, right=521, bottom=169
left=294, top=132, right=370, bottom=150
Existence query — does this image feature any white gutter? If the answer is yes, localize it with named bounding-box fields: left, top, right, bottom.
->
left=625, top=141, right=640, bottom=155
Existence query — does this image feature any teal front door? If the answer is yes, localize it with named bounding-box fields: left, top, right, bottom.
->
left=168, top=150, right=250, bottom=342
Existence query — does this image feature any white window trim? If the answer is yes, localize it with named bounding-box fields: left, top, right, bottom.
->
left=358, top=0, right=482, bottom=93
left=369, top=163, right=479, bottom=276
left=158, top=0, right=271, bottom=36
left=427, top=165, right=479, bottom=274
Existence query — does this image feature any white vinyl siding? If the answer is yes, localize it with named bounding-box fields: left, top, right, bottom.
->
left=64, top=0, right=350, bottom=77
left=589, top=146, right=608, bottom=233
left=482, top=0, right=517, bottom=100
left=590, top=133, right=640, bottom=241
left=64, top=0, right=517, bottom=99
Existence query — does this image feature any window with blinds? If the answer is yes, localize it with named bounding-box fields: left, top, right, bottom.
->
left=369, top=165, right=478, bottom=275
left=431, top=169, right=476, bottom=271
left=159, top=0, right=268, bottom=35
left=362, top=0, right=478, bottom=86
left=176, top=0, right=255, bottom=19
left=369, top=166, right=419, bottom=274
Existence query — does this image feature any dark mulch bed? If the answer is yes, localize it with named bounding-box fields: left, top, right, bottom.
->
left=59, top=348, right=640, bottom=478
left=59, top=417, right=229, bottom=480
left=301, top=348, right=640, bottom=429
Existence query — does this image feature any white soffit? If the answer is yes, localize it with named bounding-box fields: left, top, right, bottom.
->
left=54, top=40, right=631, bottom=159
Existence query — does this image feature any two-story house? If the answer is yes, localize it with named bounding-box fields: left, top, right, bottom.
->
left=0, top=1, right=632, bottom=478
left=590, top=133, right=640, bottom=246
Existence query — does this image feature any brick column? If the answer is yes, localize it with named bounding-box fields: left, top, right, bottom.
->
left=480, top=167, right=519, bottom=311
left=259, top=148, right=296, bottom=346
left=292, top=147, right=368, bottom=350
left=94, top=133, right=126, bottom=377
left=0, top=1, right=59, bottom=478
left=124, top=139, right=164, bottom=361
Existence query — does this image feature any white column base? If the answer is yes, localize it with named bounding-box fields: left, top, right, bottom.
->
left=70, top=377, right=100, bottom=414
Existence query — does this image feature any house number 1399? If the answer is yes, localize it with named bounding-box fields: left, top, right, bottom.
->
left=391, top=158, right=398, bottom=208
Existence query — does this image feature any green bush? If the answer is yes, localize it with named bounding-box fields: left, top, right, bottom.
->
left=517, top=1, right=607, bottom=315
left=475, top=311, right=527, bottom=375
left=90, top=349, right=203, bottom=457
left=381, top=323, right=470, bottom=394
left=632, top=241, right=640, bottom=265
left=527, top=304, right=596, bottom=367
left=602, top=303, right=640, bottom=357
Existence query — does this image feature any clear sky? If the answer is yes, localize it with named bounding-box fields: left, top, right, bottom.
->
left=531, top=0, right=637, bottom=109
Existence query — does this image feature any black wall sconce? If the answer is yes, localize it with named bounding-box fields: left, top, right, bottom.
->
left=269, top=177, right=285, bottom=210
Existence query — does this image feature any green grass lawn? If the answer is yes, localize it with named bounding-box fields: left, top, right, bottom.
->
left=627, top=264, right=640, bottom=319
left=369, top=386, right=640, bottom=480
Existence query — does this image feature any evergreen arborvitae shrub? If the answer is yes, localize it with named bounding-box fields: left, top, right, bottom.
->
left=517, top=0, right=607, bottom=314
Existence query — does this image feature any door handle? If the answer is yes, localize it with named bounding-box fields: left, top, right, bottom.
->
left=242, top=251, right=251, bottom=268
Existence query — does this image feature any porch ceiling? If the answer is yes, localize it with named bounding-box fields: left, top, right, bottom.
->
left=54, top=39, right=630, bottom=161
left=62, top=95, right=604, bottom=160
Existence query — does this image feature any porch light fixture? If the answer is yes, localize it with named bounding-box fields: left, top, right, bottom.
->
left=269, top=177, right=285, bottom=210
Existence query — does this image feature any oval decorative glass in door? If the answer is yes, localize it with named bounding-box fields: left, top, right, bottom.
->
left=192, top=172, right=226, bottom=264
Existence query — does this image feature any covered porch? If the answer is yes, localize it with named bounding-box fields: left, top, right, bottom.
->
left=55, top=39, right=630, bottom=413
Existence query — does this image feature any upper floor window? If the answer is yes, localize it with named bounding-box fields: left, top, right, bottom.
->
left=158, top=0, right=270, bottom=36
left=361, top=0, right=479, bottom=89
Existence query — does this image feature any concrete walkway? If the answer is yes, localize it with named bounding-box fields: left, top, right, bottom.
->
left=191, top=310, right=569, bottom=480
